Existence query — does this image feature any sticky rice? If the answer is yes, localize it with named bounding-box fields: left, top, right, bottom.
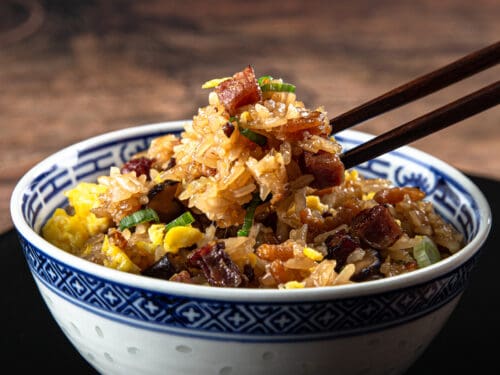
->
left=42, top=66, right=464, bottom=288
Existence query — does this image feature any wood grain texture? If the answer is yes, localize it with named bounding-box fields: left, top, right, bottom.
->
left=1, top=0, right=499, bottom=233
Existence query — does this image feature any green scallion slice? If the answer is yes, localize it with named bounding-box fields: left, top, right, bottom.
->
left=258, top=75, right=273, bottom=86
left=165, top=211, right=195, bottom=232
left=413, top=236, right=441, bottom=268
left=239, top=127, right=267, bottom=146
left=119, top=208, right=160, bottom=231
left=260, top=82, right=296, bottom=93
left=237, top=194, right=262, bottom=237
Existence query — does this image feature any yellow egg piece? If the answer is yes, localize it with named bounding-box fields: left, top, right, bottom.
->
left=164, top=226, right=203, bottom=254
left=65, top=182, right=107, bottom=215
left=284, top=281, right=305, bottom=289
left=42, top=208, right=89, bottom=254
left=303, top=247, right=324, bottom=262
left=306, top=195, right=328, bottom=213
left=148, top=224, right=166, bottom=247
left=344, top=169, right=359, bottom=182
left=362, top=191, right=376, bottom=201
left=101, top=235, right=140, bottom=273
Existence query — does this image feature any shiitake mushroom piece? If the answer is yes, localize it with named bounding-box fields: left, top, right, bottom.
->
left=350, top=249, right=382, bottom=282
left=146, top=181, right=186, bottom=223
left=142, top=253, right=177, bottom=280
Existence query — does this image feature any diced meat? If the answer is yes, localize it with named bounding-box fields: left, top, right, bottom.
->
left=188, top=241, right=245, bottom=287
left=215, top=65, right=262, bottom=116
left=350, top=204, right=402, bottom=250
left=169, top=270, right=194, bottom=284
left=374, top=187, right=425, bottom=205
left=108, top=229, right=128, bottom=249
left=302, top=151, right=345, bottom=189
left=121, top=157, right=155, bottom=178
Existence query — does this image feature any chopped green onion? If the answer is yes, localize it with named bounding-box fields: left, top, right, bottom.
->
left=237, top=194, right=262, bottom=237
left=229, top=116, right=238, bottom=123
left=413, top=236, right=441, bottom=268
left=119, top=208, right=160, bottom=231
left=258, top=75, right=273, bottom=86
left=260, top=82, right=296, bottom=93
left=239, top=126, right=267, bottom=146
left=165, top=211, right=195, bottom=232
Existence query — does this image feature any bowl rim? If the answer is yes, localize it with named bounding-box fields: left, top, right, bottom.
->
left=10, top=121, right=493, bottom=302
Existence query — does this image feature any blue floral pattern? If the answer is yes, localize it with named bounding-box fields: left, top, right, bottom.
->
left=19, top=233, right=476, bottom=341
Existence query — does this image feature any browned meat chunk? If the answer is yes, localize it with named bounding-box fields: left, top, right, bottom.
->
left=303, top=151, right=345, bottom=189
left=215, top=65, right=262, bottom=116
left=169, top=270, right=194, bottom=284
left=350, top=204, right=402, bottom=250
left=188, top=241, right=245, bottom=287
left=121, top=157, right=155, bottom=178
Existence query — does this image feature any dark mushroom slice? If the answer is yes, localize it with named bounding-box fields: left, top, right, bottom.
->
left=350, top=249, right=382, bottom=282
left=142, top=253, right=176, bottom=280
left=215, top=225, right=240, bottom=239
left=325, top=229, right=361, bottom=272
left=146, top=181, right=186, bottom=223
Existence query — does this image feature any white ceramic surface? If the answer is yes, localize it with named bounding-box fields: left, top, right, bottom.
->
left=11, top=121, right=492, bottom=375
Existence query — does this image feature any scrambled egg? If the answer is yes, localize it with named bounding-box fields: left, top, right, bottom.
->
left=164, top=226, right=203, bottom=254
left=42, top=182, right=110, bottom=254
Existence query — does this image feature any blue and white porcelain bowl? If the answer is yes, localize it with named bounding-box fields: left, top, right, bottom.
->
left=10, top=121, right=492, bottom=375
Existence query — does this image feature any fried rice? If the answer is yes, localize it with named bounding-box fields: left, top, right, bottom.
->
left=42, top=66, right=464, bottom=288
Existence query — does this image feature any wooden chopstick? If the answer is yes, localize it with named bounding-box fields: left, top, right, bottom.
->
left=340, top=80, right=500, bottom=169
left=330, top=41, right=500, bottom=132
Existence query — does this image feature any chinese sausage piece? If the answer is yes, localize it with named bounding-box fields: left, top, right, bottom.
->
left=215, top=65, right=262, bottom=116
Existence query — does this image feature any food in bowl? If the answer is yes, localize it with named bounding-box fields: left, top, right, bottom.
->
left=10, top=98, right=491, bottom=375
left=41, top=66, right=464, bottom=289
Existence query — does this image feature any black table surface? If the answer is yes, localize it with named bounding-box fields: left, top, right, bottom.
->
left=2, top=174, right=498, bottom=374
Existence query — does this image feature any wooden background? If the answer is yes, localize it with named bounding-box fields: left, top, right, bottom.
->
left=1, top=0, right=499, bottom=233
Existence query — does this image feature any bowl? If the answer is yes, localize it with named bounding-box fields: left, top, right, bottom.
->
left=10, top=121, right=492, bottom=375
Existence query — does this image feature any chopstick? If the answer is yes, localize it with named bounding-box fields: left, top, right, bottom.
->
left=340, top=80, right=499, bottom=169
left=330, top=41, right=500, bottom=131
left=330, top=41, right=500, bottom=169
